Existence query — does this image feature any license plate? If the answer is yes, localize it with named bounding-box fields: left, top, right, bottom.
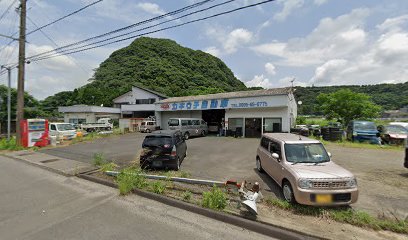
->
left=316, top=194, right=332, bottom=203
left=152, top=161, right=162, bottom=167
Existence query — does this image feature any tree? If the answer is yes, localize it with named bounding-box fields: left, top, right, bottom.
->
left=316, top=89, right=381, bottom=126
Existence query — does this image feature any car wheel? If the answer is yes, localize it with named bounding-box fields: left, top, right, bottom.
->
left=282, top=181, right=296, bottom=204
left=256, top=157, right=264, bottom=173
left=184, top=132, right=190, bottom=140
left=175, top=157, right=180, bottom=171
left=201, top=130, right=206, bottom=137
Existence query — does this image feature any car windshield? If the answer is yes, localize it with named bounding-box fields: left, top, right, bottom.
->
left=143, top=136, right=172, bottom=147
left=168, top=119, right=179, bottom=126
left=57, top=124, right=75, bottom=131
left=386, top=125, right=408, bottom=134
left=354, top=122, right=376, bottom=131
left=284, top=143, right=330, bottom=164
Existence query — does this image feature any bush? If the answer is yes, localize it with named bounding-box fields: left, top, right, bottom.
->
left=0, top=137, right=24, bottom=151
left=116, top=168, right=147, bottom=195
left=202, top=185, right=227, bottom=210
left=93, top=153, right=106, bottom=166
left=296, top=116, right=306, bottom=125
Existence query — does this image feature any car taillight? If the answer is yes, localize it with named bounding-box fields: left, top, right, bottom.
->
left=171, top=145, right=177, bottom=157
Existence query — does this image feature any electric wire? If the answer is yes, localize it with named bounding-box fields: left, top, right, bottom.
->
left=30, top=0, right=275, bottom=62
left=25, top=0, right=103, bottom=36
left=26, top=0, right=216, bottom=60
left=30, top=0, right=237, bottom=60
left=0, top=0, right=17, bottom=23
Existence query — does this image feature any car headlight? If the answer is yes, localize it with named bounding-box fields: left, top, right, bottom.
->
left=346, top=178, right=357, bottom=188
left=298, top=178, right=313, bottom=189
left=352, top=131, right=357, bottom=136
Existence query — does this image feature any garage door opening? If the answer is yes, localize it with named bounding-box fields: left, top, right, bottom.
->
left=245, top=118, right=262, bottom=138
left=202, top=109, right=225, bottom=135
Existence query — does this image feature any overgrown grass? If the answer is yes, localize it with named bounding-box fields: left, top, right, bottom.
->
left=116, top=167, right=148, bottom=195
left=99, top=162, right=118, bottom=172
left=265, top=197, right=408, bottom=234
left=92, top=153, right=106, bottom=166
left=202, top=185, right=227, bottom=210
left=0, top=137, right=25, bottom=151
left=182, top=191, right=192, bottom=201
left=150, top=181, right=166, bottom=194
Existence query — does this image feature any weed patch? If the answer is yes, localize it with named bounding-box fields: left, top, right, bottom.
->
left=150, top=181, right=166, bottom=194
left=116, top=168, right=148, bottom=195
left=265, top=197, right=408, bottom=234
left=0, top=138, right=25, bottom=151
left=93, top=153, right=106, bottom=166
left=202, top=185, right=227, bottom=210
left=99, top=162, right=118, bottom=172
left=182, top=191, right=192, bottom=201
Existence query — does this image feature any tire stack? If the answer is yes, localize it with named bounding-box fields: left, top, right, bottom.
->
left=321, top=127, right=342, bottom=141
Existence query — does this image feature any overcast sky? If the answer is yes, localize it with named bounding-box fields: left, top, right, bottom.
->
left=0, top=0, right=407, bottom=100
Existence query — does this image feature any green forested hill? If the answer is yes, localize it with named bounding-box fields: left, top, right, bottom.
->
left=294, top=82, right=408, bottom=115
left=42, top=37, right=247, bottom=108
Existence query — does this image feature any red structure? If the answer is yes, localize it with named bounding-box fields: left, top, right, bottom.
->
left=20, top=119, right=49, bottom=147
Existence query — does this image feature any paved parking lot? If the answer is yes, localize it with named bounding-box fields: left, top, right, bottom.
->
left=41, top=132, right=408, bottom=218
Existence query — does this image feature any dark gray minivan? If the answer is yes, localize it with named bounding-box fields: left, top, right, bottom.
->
left=140, top=130, right=187, bottom=170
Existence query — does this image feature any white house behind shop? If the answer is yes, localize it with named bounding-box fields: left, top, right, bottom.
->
left=113, top=86, right=167, bottom=118
left=155, top=87, right=297, bottom=138
left=58, top=105, right=121, bottom=124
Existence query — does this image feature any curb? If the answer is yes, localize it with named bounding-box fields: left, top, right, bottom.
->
left=1, top=153, right=72, bottom=177
left=78, top=173, right=322, bottom=240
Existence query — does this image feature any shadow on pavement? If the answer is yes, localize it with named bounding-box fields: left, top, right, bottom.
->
left=398, top=172, right=408, bottom=178
left=253, top=168, right=284, bottom=199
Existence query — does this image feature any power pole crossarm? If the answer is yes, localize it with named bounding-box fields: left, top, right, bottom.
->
left=16, top=0, right=26, bottom=146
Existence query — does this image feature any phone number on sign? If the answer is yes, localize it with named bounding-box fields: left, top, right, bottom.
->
left=230, top=102, right=268, bottom=108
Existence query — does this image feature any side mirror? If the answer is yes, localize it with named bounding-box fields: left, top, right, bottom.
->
left=327, top=152, right=332, bottom=157
left=272, top=153, right=280, bottom=159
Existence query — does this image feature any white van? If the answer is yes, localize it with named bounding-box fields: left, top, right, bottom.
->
left=49, top=123, right=77, bottom=140
left=168, top=118, right=208, bottom=139
left=140, top=120, right=157, bottom=133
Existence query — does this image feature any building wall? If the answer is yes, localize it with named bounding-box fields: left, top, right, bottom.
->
left=158, top=110, right=202, bottom=130
left=225, top=107, right=290, bottom=133
left=114, top=87, right=163, bottom=105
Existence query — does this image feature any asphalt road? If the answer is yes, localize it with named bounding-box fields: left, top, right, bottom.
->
left=0, top=155, right=274, bottom=240
left=40, top=132, right=408, bottom=218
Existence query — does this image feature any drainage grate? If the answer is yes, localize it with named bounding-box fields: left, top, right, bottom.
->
left=40, top=159, right=61, bottom=163
left=18, top=152, right=34, bottom=156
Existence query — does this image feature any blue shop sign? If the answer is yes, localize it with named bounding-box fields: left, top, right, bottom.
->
left=160, top=98, right=268, bottom=111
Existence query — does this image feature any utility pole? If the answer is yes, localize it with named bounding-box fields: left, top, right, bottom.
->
left=1, top=65, right=11, bottom=141
left=16, top=0, right=26, bottom=146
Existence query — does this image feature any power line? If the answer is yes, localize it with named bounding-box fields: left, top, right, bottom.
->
left=31, top=0, right=236, bottom=60
left=31, top=0, right=275, bottom=62
left=0, top=0, right=17, bottom=23
left=27, top=0, right=216, bottom=60
left=25, top=0, right=103, bottom=36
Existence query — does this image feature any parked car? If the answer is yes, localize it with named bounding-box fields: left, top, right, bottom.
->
left=139, top=130, right=187, bottom=170
left=140, top=120, right=157, bottom=133
left=208, top=122, right=219, bottom=133
left=167, top=118, right=208, bottom=139
left=49, top=123, right=77, bottom=140
left=389, top=122, right=408, bottom=130
left=80, top=118, right=113, bottom=132
left=378, top=125, right=408, bottom=145
left=346, top=120, right=379, bottom=144
left=256, top=133, right=358, bottom=206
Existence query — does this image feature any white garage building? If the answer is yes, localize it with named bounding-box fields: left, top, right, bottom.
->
left=155, top=88, right=297, bottom=138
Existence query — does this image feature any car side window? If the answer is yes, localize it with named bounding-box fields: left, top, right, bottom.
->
left=201, top=120, right=206, bottom=125
left=260, top=137, right=269, bottom=150
left=270, top=141, right=281, bottom=156
left=50, top=124, right=56, bottom=131
left=181, top=120, right=188, bottom=126
left=192, top=120, right=200, bottom=125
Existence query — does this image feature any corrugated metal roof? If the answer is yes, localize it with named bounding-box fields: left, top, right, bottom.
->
left=58, top=105, right=121, bottom=114
left=158, top=87, right=292, bottom=103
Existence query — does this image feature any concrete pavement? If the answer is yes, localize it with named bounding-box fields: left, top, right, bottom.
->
left=0, top=155, right=275, bottom=240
